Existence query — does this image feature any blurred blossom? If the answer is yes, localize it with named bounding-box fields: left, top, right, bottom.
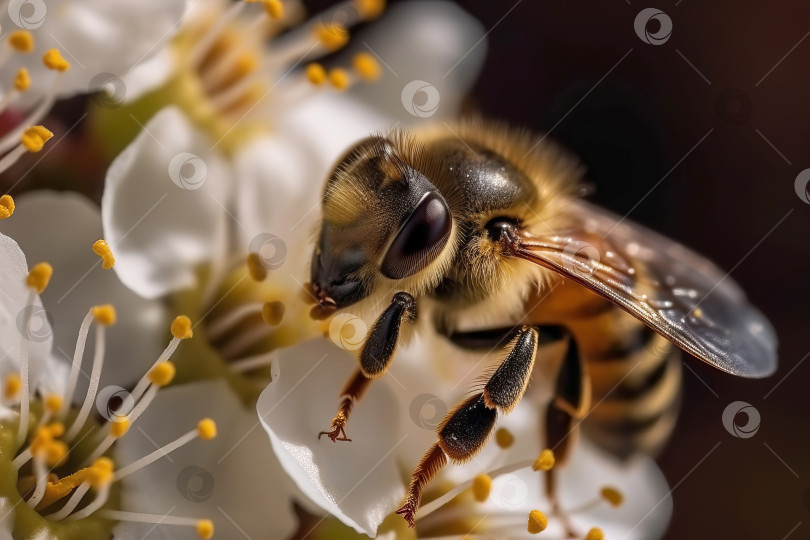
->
left=258, top=336, right=674, bottom=538
left=0, top=222, right=300, bottom=539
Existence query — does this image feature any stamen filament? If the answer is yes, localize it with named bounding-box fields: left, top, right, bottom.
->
left=45, top=482, right=90, bottom=520
left=65, top=484, right=111, bottom=521
left=230, top=352, right=274, bottom=373
left=206, top=302, right=264, bottom=341
left=189, top=0, right=249, bottom=68
left=112, top=427, right=199, bottom=482
left=58, top=310, right=94, bottom=420
left=0, top=74, right=62, bottom=155
left=65, top=325, right=107, bottom=442
left=26, top=455, right=48, bottom=508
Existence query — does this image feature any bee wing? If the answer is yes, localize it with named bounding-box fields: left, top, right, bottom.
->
left=512, top=199, right=777, bottom=378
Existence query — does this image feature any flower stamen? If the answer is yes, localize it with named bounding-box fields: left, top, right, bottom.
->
left=98, top=511, right=215, bottom=539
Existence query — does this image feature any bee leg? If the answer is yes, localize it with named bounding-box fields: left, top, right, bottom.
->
left=318, top=292, right=416, bottom=442
left=543, top=332, right=590, bottom=539
left=396, top=326, right=539, bottom=526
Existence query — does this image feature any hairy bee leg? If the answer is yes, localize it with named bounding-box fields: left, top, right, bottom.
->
left=396, top=326, right=539, bottom=526
left=318, top=369, right=369, bottom=442
left=544, top=335, right=590, bottom=539
left=318, top=292, right=416, bottom=442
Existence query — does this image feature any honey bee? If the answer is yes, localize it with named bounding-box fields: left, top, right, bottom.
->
left=305, top=120, right=777, bottom=528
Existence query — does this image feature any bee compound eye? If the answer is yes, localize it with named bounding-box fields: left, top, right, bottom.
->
left=381, top=191, right=451, bottom=279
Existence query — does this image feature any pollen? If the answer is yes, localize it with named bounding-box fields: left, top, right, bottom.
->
left=26, top=262, right=53, bottom=293
left=43, top=440, right=69, bottom=466
left=600, top=486, right=624, bottom=507
left=21, top=125, right=54, bottom=153
left=472, top=474, right=492, bottom=502
left=171, top=315, right=194, bottom=339
left=92, top=304, right=117, bottom=326
left=110, top=418, right=131, bottom=438
left=14, top=68, right=31, bottom=92
left=0, top=195, right=14, bottom=219
left=261, top=301, right=285, bottom=326
left=355, top=0, right=386, bottom=20
left=329, top=68, right=349, bottom=90
left=196, top=519, right=215, bottom=539
left=262, top=0, right=283, bottom=19
left=531, top=449, right=555, bottom=472
left=4, top=373, right=22, bottom=399
left=92, top=239, right=116, bottom=269
left=89, top=458, right=115, bottom=488
left=305, top=63, right=327, bottom=85
left=8, top=30, right=35, bottom=53
left=314, top=22, right=349, bottom=51
left=43, top=49, right=71, bottom=72
left=585, top=527, right=605, bottom=540
left=246, top=252, right=267, bottom=281
left=527, top=509, right=548, bottom=534
left=495, top=427, right=514, bottom=448
left=44, top=394, right=64, bottom=413
left=353, top=52, right=381, bottom=81
left=197, top=418, right=217, bottom=440
left=147, top=361, right=176, bottom=387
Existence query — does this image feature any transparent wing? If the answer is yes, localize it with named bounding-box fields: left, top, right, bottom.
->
left=509, top=199, right=777, bottom=378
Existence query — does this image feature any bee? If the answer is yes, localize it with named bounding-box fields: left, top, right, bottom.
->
left=306, top=120, right=777, bottom=528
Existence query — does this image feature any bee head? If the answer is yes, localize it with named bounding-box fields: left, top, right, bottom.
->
left=309, top=135, right=453, bottom=316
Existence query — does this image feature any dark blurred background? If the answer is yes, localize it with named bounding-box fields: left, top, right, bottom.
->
left=4, top=0, right=809, bottom=537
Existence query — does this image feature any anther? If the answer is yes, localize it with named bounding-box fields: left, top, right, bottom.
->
left=26, top=262, right=53, bottom=293
left=14, top=68, right=30, bottom=92
left=495, top=427, right=514, bottom=449
left=355, top=0, right=385, bottom=20
left=472, top=474, right=492, bottom=502
left=261, top=301, right=285, bottom=326
left=3, top=373, right=21, bottom=399
left=110, top=418, right=130, bottom=438
left=92, top=239, right=115, bottom=269
left=197, top=418, right=217, bottom=440
left=353, top=52, right=381, bottom=81
left=527, top=509, right=548, bottom=534
left=328, top=68, right=349, bottom=90
left=262, top=0, right=283, bottom=19
left=314, top=22, right=349, bottom=51
left=147, top=361, right=176, bottom=387
left=600, top=486, right=624, bottom=507
left=246, top=252, right=267, bottom=281
left=92, top=304, right=117, bottom=326
left=8, top=31, right=34, bottom=53
left=585, top=527, right=605, bottom=540
left=532, top=449, right=555, bottom=472
left=305, top=63, right=327, bottom=85
left=171, top=315, right=194, bottom=339
left=0, top=194, right=14, bottom=219
left=197, top=519, right=215, bottom=539
left=21, top=126, right=53, bottom=153
left=42, top=49, right=71, bottom=72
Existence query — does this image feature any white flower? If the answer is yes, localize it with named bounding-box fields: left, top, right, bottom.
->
left=0, top=0, right=186, bottom=175
left=99, top=0, right=486, bottom=377
left=0, top=194, right=301, bottom=539
left=258, top=337, right=674, bottom=538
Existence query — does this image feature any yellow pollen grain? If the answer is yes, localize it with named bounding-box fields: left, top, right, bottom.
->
left=196, top=519, right=214, bottom=539
left=14, top=68, right=31, bottom=92
left=148, top=361, right=176, bottom=387
left=246, top=252, right=267, bottom=281
left=352, top=52, right=381, bottom=81
left=262, top=301, right=285, bottom=326
left=46, top=423, right=65, bottom=438
left=262, top=0, right=283, bottom=19
left=21, top=125, right=53, bottom=153
left=585, top=527, right=605, bottom=540
left=171, top=315, right=194, bottom=340
left=44, top=394, right=63, bottom=413
left=26, top=262, right=53, bottom=293
left=8, top=30, right=34, bottom=53
left=110, top=418, right=130, bottom=438
left=527, top=509, right=548, bottom=534
left=43, top=440, right=69, bottom=466
left=314, top=22, right=349, bottom=51
left=532, top=449, right=555, bottom=472
left=495, top=427, right=514, bottom=448
left=92, top=304, right=117, bottom=326
left=0, top=194, right=14, bottom=219
left=42, top=49, right=71, bottom=72
left=92, top=239, right=115, bottom=269
left=600, top=486, right=624, bottom=507
left=329, top=68, right=349, bottom=90
left=355, top=0, right=385, bottom=20
left=305, top=63, right=327, bottom=85
left=472, top=474, right=492, bottom=502
left=4, top=373, right=22, bottom=399
left=197, top=418, right=217, bottom=440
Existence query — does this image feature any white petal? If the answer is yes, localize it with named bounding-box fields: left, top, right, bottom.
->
left=1, top=191, right=167, bottom=394
left=0, top=0, right=186, bottom=106
left=257, top=338, right=405, bottom=537
left=112, top=379, right=298, bottom=540
left=118, top=48, right=174, bottom=104
left=348, top=0, right=487, bottom=121
left=102, top=106, right=230, bottom=299
left=0, top=232, right=52, bottom=390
